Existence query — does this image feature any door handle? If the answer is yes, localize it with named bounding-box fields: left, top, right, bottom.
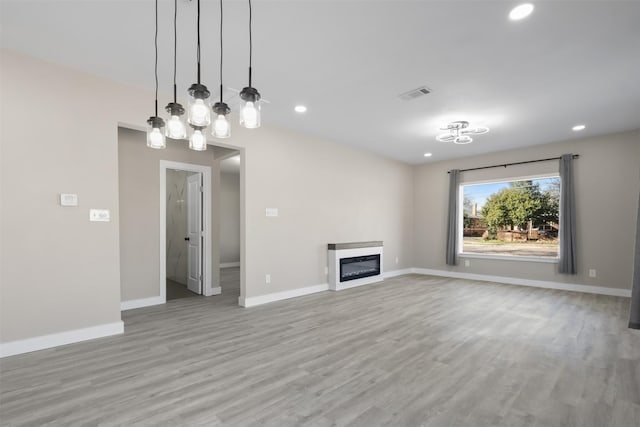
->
left=185, top=237, right=190, bottom=241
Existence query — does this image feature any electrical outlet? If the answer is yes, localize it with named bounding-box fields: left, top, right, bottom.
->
left=324, top=266, right=328, bottom=275
left=589, top=269, right=596, bottom=278
left=395, top=256, right=399, bottom=264
left=464, top=259, right=470, bottom=267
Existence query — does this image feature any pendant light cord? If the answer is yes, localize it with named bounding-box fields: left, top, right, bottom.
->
left=154, top=0, right=159, bottom=116
left=248, top=0, right=252, bottom=86
left=197, top=0, right=201, bottom=84
left=173, top=0, right=178, bottom=102
left=219, top=0, right=224, bottom=103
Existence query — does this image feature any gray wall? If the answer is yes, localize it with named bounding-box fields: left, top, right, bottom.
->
left=220, top=171, right=241, bottom=265
left=413, top=130, right=640, bottom=290
left=2, top=48, right=636, bottom=348
left=240, top=125, right=415, bottom=298
left=1, top=50, right=126, bottom=342
left=1, top=50, right=414, bottom=343
left=118, top=128, right=230, bottom=301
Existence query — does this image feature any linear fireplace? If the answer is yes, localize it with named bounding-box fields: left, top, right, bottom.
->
left=328, top=241, right=383, bottom=291
left=340, top=254, right=381, bottom=282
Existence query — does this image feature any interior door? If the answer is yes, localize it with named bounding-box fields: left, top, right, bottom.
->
left=186, top=173, right=203, bottom=294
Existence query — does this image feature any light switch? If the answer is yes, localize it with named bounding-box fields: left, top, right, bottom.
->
left=265, top=208, right=279, bottom=217
left=60, top=193, right=78, bottom=207
left=89, top=209, right=110, bottom=222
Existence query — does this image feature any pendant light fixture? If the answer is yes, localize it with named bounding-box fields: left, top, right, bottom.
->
left=239, top=0, right=261, bottom=129
left=165, top=0, right=187, bottom=140
left=212, top=0, right=231, bottom=138
left=189, top=126, right=208, bottom=151
left=146, top=0, right=166, bottom=149
left=188, top=0, right=211, bottom=151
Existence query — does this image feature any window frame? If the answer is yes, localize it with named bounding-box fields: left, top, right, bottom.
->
left=458, top=172, right=561, bottom=263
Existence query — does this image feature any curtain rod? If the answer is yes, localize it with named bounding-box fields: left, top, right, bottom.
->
left=447, top=154, right=579, bottom=174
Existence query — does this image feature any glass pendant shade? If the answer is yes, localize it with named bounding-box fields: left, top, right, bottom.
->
left=239, top=87, right=261, bottom=129
left=189, top=126, right=207, bottom=151
left=165, top=103, right=187, bottom=139
left=146, top=116, right=166, bottom=149
left=213, top=114, right=231, bottom=138
left=166, top=115, right=187, bottom=139
left=187, top=84, right=211, bottom=127
left=212, top=102, right=231, bottom=138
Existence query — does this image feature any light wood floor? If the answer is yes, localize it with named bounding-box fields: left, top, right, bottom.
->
left=1, top=274, right=638, bottom=426
left=166, top=279, right=199, bottom=300
left=167, top=267, right=240, bottom=301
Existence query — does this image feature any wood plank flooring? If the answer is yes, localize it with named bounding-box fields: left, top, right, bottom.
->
left=1, top=273, right=639, bottom=426
left=166, top=279, right=199, bottom=301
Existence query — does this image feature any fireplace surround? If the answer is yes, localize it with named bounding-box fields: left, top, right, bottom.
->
left=328, top=241, right=383, bottom=291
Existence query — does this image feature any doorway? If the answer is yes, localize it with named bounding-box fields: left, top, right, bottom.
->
left=218, top=153, right=241, bottom=302
left=160, top=160, right=214, bottom=302
left=165, top=169, right=202, bottom=300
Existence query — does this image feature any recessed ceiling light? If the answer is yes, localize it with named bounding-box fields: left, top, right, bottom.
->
left=424, top=152, right=433, bottom=157
left=294, top=105, right=307, bottom=113
left=572, top=124, right=586, bottom=131
left=509, top=3, right=534, bottom=21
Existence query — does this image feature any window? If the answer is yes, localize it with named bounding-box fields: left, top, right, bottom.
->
left=461, top=176, right=560, bottom=259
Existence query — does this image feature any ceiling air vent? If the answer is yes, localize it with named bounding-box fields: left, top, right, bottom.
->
left=399, top=86, right=432, bottom=101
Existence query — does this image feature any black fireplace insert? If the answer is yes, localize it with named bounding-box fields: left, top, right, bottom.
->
left=339, top=254, right=381, bottom=282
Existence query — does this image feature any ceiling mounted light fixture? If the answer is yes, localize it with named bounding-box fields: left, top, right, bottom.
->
left=436, top=121, right=489, bottom=145
left=212, top=0, right=231, bottom=139
left=188, top=0, right=210, bottom=150
left=143, top=0, right=266, bottom=148
left=572, top=124, right=586, bottom=131
left=239, top=0, right=262, bottom=129
left=165, top=0, right=187, bottom=140
left=294, top=105, right=307, bottom=113
left=509, top=3, right=534, bottom=21
left=146, top=0, right=166, bottom=149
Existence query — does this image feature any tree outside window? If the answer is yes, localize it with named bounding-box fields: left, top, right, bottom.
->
left=462, top=177, right=560, bottom=258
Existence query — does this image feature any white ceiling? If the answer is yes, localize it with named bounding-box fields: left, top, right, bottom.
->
left=2, top=0, right=639, bottom=164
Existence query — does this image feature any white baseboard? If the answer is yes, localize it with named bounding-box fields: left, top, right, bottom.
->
left=0, top=321, right=124, bottom=358
left=384, top=268, right=413, bottom=278
left=239, top=283, right=329, bottom=308
left=239, top=269, right=415, bottom=307
left=121, top=296, right=165, bottom=311
left=211, top=286, right=222, bottom=296
left=220, top=262, right=240, bottom=268
left=412, top=268, right=632, bottom=298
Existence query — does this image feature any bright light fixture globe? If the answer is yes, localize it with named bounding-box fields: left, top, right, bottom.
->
left=241, top=101, right=260, bottom=128
left=509, top=3, right=534, bottom=21
left=166, top=115, right=187, bottom=139
left=189, top=128, right=207, bottom=151
left=213, top=114, right=231, bottom=138
left=146, top=116, right=166, bottom=149
left=189, top=99, right=210, bottom=126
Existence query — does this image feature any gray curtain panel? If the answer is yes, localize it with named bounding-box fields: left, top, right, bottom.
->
left=559, top=154, right=577, bottom=274
left=446, top=169, right=460, bottom=266
left=629, top=191, right=640, bottom=329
